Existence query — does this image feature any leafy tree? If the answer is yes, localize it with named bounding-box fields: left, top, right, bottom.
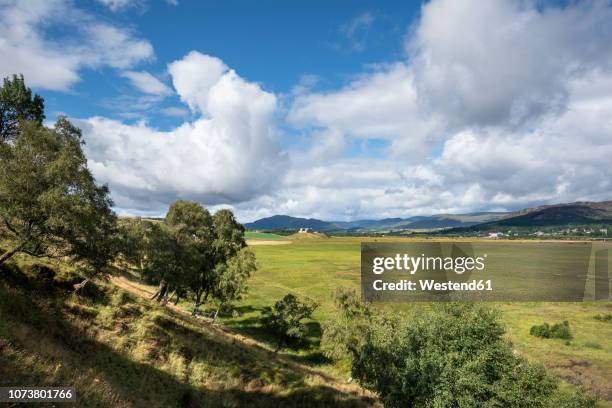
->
left=324, top=300, right=596, bottom=408
left=0, top=117, right=116, bottom=273
left=321, top=288, right=373, bottom=360
left=0, top=74, right=45, bottom=141
left=143, top=222, right=200, bottom=303
left=192, top=208, right=245, bottom=314
left=262, top=293, right=319, bottom=352
left=209, top=248, right=256, bottom=320
left=164, top=200, right=215, bottom=311
left=117, top=218, right=150, bottom=273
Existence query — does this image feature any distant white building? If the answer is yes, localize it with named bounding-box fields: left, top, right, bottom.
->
left=488, top=232, right=503, bottom=239
left=298, top=227, right=311, bottom=233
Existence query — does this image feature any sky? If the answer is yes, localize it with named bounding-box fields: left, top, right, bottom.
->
left=1, top=0, right=612, bottom=222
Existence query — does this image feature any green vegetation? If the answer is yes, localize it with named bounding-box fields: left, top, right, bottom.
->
left=262, top=294, right=319, bottom=352
left=2, top=75, right=610, bottom=407
left=323, top=292, right=595, bottom=407
left=245, top=231, right=287, bottom=240
left=0, top=74, right=45, bottom=141
left=222, top=237, right=611, bottom=405
left=0, top=260, right=373, bottom=407
left=119, top=201, right=254, bottom=318
left=595, top=314, right=612, bottom=322
left=530, top=321, right=573, bottom=340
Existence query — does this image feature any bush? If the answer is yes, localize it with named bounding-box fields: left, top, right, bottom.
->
left=593, top=313, right=612, bottom=322
left=530, top=321, right=572, bottom=340
left=262, top=293, right=319, bottom=352
left=324, top=299, right=595, bottom=408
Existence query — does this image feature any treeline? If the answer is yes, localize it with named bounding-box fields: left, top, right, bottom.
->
left=0, top=75, right=255, bottom=316
left=0, top=74, right=117, bottom=285
left=120, top=201, right=256, bottom=318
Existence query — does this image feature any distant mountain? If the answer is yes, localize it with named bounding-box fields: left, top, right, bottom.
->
left=444, top=201, right=612, bottom=233
left=245, top=212, right=507, bottom=232
left=244, top=215, right=338, bottom=231
left=488, top=201, right=612, bottom=227
left=245, top=201, right=612, bottom=233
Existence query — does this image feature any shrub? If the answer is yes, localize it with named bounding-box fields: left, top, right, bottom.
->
left=262, top=293, right=319, bottom=352
left=530, top=321, right=572, bottom=340
left=593, top=313, right=612, bottom=322
left=324, top=299, right=595, bottom=408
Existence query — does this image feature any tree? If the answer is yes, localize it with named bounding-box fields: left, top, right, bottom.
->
left=323, top=300, right=596, bottom=408
left=191, top=208, right=245, bottom=315
left=0, top=74, right=45, bottom=141
left=209, top=248, right=256, bottom=320
left=262, top=293, right=319, bottom=352
left=117, top=218, right=150, bottom=273
left=143, top=222, right=199, bottom=303
left=321, top=288, right=373, bottom=360
left=144, top=200, right=214, bottom=304
left=0, top=117, right=116, bottom=271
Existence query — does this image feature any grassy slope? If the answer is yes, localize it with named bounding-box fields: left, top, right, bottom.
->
left=0, top=257, right=377, bottom=408
left=223, top=237, right=612, bottom=405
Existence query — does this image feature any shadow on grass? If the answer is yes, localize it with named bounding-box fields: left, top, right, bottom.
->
left=0, top=265, right=373, bottom=407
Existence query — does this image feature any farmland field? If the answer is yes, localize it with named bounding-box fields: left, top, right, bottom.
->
left=245, top=231, right=286, bottom=240
left=222, top=236, right=612, bottom=405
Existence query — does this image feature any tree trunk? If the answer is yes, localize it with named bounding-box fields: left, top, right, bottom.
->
left=151, top=279, right=168, bottom=302
left=73, top=278, right=89, bottom=293
left=192, top=289, right=203, bottom=316
left=162, top=289, right=176, bottom=306
left=173, top=292, right=181, bottom=305
left=275, top=338, right=284, bottom=353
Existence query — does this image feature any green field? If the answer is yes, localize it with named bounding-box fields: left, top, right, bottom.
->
left=245, top=231, right=286, bottom=240
left=222, top=236, right=612, bottom=404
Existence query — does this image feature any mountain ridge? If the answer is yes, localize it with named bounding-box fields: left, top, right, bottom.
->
left=245, top=201, right=612, bottom=232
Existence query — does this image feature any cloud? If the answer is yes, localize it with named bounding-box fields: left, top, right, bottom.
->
left=277, top=0, right=612, bottom=221
left=0, top=0, right=154, bottom=91
left=80, top=52, right=287, bottom=213
left=96, top=0, right=139, bottom=12
left=409, top=0, right=612, bottom=129
left=288, top=63, right=442, bottom=162
left=160, top=106, right=190, bottom=118
left=121, top=70, right=172, bottom=96
left=338, top=11, right=376, bottom=51
left=97, top=0, right=178, bottom=12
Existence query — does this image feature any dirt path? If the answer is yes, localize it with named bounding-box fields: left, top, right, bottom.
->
left=109, top=274, right=378, bottom=404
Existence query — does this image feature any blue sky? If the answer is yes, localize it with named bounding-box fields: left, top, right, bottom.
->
left=2, top=0, right=612, bottom=221
left=44, top=1, right=418, bottom=129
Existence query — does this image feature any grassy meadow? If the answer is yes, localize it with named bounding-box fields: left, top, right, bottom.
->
left=227, top=234, right=612, bottom=405
left=2, top=233, right=610, bottom=406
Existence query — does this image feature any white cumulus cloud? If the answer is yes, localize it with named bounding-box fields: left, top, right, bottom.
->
left=80, top=52, right=287, bottom=213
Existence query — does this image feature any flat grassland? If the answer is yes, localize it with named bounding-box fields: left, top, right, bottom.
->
left=245, top=231, right=287, bottom=240
left=226, top=236, right=612, bottom=405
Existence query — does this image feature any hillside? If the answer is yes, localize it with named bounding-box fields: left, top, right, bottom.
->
left=245, top=215, right=338, bottom=232
left=246, top=201, right=612, bottom=234
left=245, top=212, right=507, bottom=232
left=450, top=201, right=612, bottom=232
left=0, top=259, right=376, bottom=408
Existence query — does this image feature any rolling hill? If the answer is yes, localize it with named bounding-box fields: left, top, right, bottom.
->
left=245, top=201, right=612, bottom=233
left=245, top=212, right=507, bottom=232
